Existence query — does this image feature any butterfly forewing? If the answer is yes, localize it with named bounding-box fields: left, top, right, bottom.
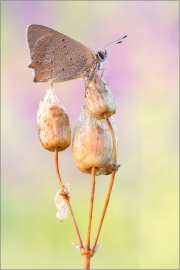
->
left=27, top=24, right=98, bottom=83
left=27, top=24, right=59, bottom=57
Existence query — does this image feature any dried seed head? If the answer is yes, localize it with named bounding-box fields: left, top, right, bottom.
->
left=72, top=105, right=118, bottom=175
left=85, top=74, right=117, bottom=119
left=37, top=84, right=71, bottom=151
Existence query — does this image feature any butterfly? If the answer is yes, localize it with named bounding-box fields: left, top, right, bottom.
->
left=26, top=24, right=127, bottom=84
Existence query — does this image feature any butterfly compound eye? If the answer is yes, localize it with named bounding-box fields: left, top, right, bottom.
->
left=97, top=50, right=107, bottom=62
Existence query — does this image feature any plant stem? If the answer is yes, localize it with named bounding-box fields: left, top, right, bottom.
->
left=64, top=198, right=84, bottom=249
left=54, top=148, right=64, bottom=190
left=84, top=253, right=91, bottom=269
left=54, top=148, right=84, bottom=249
left=103, top=113, right=117, bottom=163
left=91, top=113, right=117, bottom=253
left=91, top=170, right=116, bottom=253
left=85, top=167, right=96, bottom=250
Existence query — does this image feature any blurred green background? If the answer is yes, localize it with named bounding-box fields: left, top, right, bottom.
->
left=1, top=1, right=179, bottom=269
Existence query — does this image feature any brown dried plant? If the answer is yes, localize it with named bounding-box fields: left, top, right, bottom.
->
left=36, top=77, right=120, bottom=269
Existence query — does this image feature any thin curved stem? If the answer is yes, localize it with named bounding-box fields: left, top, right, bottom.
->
left=54, top=148, right=84, bottom=249
left=103, top=113, right=117, bottom=163
left=64, top=198, right=84, bottom=249
left=54, top=148, right=64, bottom=190
left=91, top=170, right=116, bottom=253
left=91, top=113, right=118, bottom=254
left=85, top=167, right=96, bottom=250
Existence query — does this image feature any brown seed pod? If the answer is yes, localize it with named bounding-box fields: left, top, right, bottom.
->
left=72, top=105, right=118, bottom=176
left=37, top=84, right=71, bottom=151
left=85, top=74, right=117, bottom=119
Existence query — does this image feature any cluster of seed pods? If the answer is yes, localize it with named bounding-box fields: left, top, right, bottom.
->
left=36, top=74, right=120, bottom=268
left=37, top=76, right=118, bottom=169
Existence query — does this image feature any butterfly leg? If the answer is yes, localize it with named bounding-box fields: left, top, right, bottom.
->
left=99, top=68, right=109, bottom=85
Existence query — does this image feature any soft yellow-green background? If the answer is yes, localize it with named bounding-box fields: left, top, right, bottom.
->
left=1, top=1, right=179, bottom=269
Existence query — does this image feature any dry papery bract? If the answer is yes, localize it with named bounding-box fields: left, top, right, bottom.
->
left=37, top=85, right=71, bottom=152
left=72, top=105, right=118, bottom=176
left=85, top=74, right=117, bottom=119
left=55, top=187, right=69, bottom=222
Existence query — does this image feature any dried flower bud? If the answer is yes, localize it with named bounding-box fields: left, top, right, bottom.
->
left=37, top=84, right=71, bottom=151
left=85, top=74, right=117, bottom=119
left=54, top=189, right=68, bottom=222
left=72, top=105, right=118, bottom=176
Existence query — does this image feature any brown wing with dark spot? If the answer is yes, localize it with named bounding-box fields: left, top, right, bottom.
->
left=26, top=24, right=98, bottom=83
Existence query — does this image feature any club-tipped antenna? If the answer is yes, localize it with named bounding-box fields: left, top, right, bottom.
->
left=100, top=35, right=127, bottom=51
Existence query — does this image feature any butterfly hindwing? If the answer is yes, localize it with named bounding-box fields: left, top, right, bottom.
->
left=27, top=24, right=98, bottom=83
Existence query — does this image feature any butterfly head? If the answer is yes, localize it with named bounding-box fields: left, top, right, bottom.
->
left=97, top=50, right=108, bottom=64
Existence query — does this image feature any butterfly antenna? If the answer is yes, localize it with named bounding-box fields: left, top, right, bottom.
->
left=100, top=35, right=127, bottom=51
